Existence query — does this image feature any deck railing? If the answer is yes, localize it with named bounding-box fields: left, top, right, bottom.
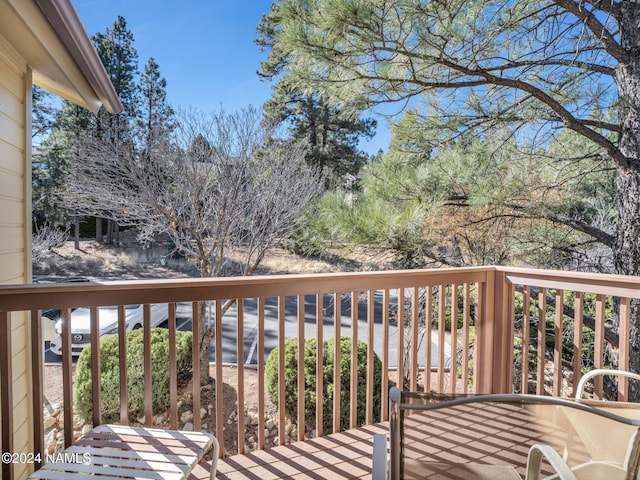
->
left=501, top=268, right=640, bottom=400
left=0, top=266, right=639, bottom=479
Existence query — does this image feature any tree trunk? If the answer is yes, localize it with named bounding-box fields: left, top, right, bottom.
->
left=198, top=299, right=236, bottom=386
left=105, top=219, right=119, bottom=245
left=613, top=165, right=640, bottom=373
left=96, top=217, right=103, bottom=242
left=74, top=217, right=80, bottom=250
left=199, top=301, right=212, bottom=386
left=106, top=219, right=112, bottom=244
left=612, top=0, right=640, bottom=397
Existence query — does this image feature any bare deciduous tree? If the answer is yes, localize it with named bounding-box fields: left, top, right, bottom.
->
left=65, top=106, right=323, bottom=383
left=32, top=225, right=67, bottom=263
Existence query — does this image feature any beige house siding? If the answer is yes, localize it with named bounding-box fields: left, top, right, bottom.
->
left=0, top=2, right=120, bottom=477
left=0, top=32, right=34, bottom=480
left=0, top=34, right=30, bottom=283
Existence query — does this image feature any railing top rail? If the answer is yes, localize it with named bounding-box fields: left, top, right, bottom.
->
left=497, top=266, right=640, bottom=299
left=4, top=265, right=640, bottom=312
left=0, top=266, right=490, bottom=312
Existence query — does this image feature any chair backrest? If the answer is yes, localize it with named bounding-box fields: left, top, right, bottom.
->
left=624, top=429, right=640, bottom=480
left=559, top=405, right=639, bottom=468
left=388, top=388, right=640, bottom=480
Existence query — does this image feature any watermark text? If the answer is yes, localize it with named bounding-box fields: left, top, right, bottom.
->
left=1, top=451, right=91, bottom=465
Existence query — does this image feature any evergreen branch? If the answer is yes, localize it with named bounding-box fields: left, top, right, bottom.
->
left=504, top=202, right=615, bottom=247
left=579, top=118, right=621, bottom=132
left=429, top=56, right=625, bottom=166
left=298, top=37, right=625, bottom=162
left=489, top=58, right=616, bottom=77
left=551, top=0, right=626, bottom=62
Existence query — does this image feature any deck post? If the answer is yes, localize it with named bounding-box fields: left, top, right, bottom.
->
left=475, top=269, right=513, bottom=393
left=388, top=387, right=401, bottom=480
left=492, top=270, right=514, bottom=393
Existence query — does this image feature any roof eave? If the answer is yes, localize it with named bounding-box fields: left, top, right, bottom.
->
left=33, top=0, right=123, bottom=115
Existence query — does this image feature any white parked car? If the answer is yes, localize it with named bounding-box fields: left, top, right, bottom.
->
left=49, top=303, right=169, bottom=356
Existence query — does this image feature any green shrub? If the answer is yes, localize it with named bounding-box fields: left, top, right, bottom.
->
left=265, top=336, right=384, bottom=433
left=74, top=328, right=192, bottom=423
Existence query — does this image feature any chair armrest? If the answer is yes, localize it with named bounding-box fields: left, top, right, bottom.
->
left=209, top=435, right=219, bottom=480
left=526, top=444, right=577, bottom=480
left=575, top=369, right=640, bottom=402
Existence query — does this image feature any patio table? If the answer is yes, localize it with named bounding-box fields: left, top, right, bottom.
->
left=28, top=424, right=218, bottom=480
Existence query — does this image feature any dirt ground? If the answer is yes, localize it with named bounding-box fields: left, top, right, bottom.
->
left=43, top=362, right=278, bottom=454
left=33, top=238, right=389, bottom=280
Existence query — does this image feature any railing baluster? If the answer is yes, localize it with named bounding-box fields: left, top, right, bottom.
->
left=315, top=293, right=323, bottom=437
left=619, top=297, right=631, bottom=401
left=366, top=290, right=375, bottom=425
left=278, top=296, right=286, bottom=445
left=168, top=303, right=178, bottom=429
left=215, top=300, right=223, bottom=454
left=594, top=294, right=605, bottom=399
left=1, top=311, right=14, bottom=480
left=90, top=306, right=102, bottom=426
left=424, top=286, right=432, bottom=394
left=117, top=305, right=128, bottom=424
left=536, top=289, right=546, bottom=396
left=506, top=279, right=516, bottom=392
left=193, top=302, right=202, bottom=431
left=381, top=289, right=390, bottom=421
left=143, top=304, right=152, bottom=427
left=461, top=284, right=470, bottom=395
left=438, top=286, right=446, bottom=392
left=572, top=292, right=584, bottom=398
left=237, top=298, right=245, bottom=453
left=397, top=288, right=405, bottom=390
left=257, top=297, right=266, bottom=449
left=616, top=297, right=631, bottom=400
left=410, top=287, right=419, bottom=393
left=297, top=295, right=305, bottom=441
left=522, top=286, right=531, bottom=394
left=450, top=285, right=458, bottom=394
left=350, top=291, right=358, bottom=429
left=30, top=309, right=44, bottom=470
left=553, top=290, right=563, bottom=397
left=474, top=281, right=483, bottom=392
left=333, top=293, right=341, bottom=434
left=61, top=308, right=73, bottom=447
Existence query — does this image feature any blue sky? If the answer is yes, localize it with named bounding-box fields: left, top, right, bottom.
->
left=73, top=0, right=389, bottom=154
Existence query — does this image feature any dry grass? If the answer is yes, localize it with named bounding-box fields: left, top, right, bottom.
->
left=33, top=240, right=379, bottom=280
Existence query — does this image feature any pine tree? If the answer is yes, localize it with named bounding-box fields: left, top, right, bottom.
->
left=256, top=3, right=375, bottom=186
left=92, top=15, right=140, bottom=145
left=272, top=0, right=640, bottom=387
left=91, top=16, right=141, bottom=243
left=33, top=101, right=93, bottom=229
left=139, top=57, right=175, bottom=151
left=32, top=86, right=56, bottom=140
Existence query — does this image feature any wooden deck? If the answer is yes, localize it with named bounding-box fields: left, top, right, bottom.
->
left=187, top=423, right=388, bottom=479
left=184, top=397, right=611, bottom=480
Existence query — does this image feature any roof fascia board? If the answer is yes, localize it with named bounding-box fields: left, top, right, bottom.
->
left=2, top=0, right=104, bottom=112
left=33, top=0, right=122, bottom=114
